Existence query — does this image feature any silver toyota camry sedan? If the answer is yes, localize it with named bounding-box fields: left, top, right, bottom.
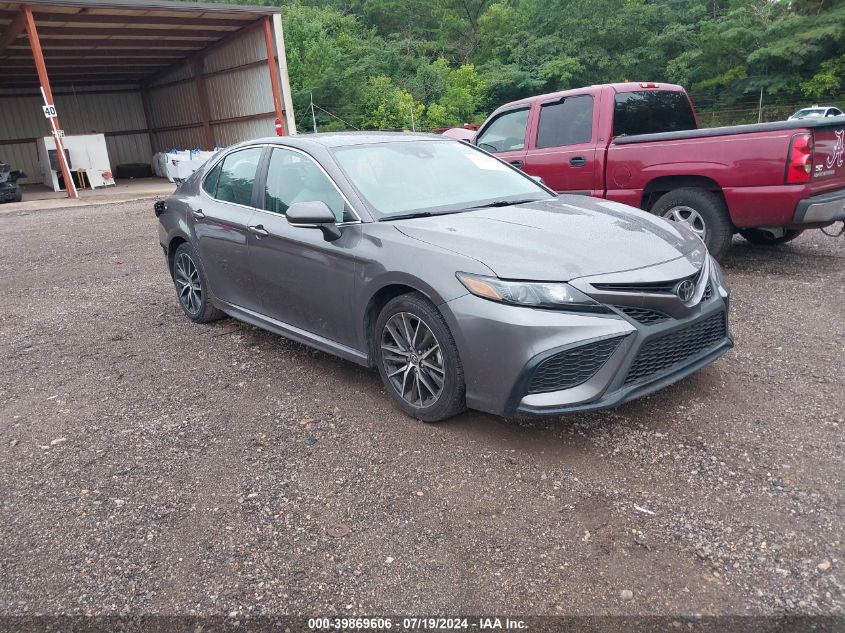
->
left=156, top=132, right=732, bottom=422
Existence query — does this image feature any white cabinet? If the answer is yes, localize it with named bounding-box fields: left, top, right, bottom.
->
left=37, top=134, right=115, bottom=192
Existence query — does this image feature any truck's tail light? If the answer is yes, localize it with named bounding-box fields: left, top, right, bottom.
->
left=786, top=133, right=813, bottom=184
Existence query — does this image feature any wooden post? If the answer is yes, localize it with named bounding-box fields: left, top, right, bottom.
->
left=272, top=13, right=296, bottom=135
left=263, top=15, right=284, bottom=135
left=192, top=57, right=214, bottom=150
left=22, top=7, right=77, bottom=199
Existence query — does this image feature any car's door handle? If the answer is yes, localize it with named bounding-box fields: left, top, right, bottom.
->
left=248, top=224, right=269, bottom=237
left=509, top=160, right=525, bottom=170
left=569, top=156, right=587, bottom=167
left=191, top=209, right=205, bottom=219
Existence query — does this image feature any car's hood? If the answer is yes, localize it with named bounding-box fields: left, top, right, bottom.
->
left=394, top=196, right=706, bottom=281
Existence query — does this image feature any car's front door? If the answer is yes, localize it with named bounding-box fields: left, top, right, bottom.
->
left=522, top=94, right=598, bottom=193
left=191, top=146, right=263, bottom=311
left=474, top=106, right=530, bottom=171
left=247, top=146, right=361, bottom=347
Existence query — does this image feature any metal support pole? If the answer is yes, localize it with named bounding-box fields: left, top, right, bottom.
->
left=263, top=15, right=285, bottom=135
left=192, top=57, right=214, bottom=150
left=23, top=7, right=77, bottom=199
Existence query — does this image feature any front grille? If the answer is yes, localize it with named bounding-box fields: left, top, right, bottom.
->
left=592, top=268, right=702, bottom=294
left=527, top=336, right=624, bottom=394
left=624, top=311, right=727, bottom=385
left=615, top=305, right=670, bottom=325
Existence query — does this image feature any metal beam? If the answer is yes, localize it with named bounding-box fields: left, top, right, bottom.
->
left=3, top=58, right=174, bottom=66
left=6, top=39, right=207, bottom=49
left=262, top=15, right=284, bottom=134
left=35, top=25, right=233, bottom=38
left=191, top=56, right=214, bottom=150
left=0, top=9, right=26, bottom=56
left=0, top=9, right=254, bottom=28
left=22, top=6, right=78, bottom=199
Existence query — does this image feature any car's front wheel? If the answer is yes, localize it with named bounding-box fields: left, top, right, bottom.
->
left=171, top=242, right=225, bottom=323
left=375, top=293, right=466, bottom=422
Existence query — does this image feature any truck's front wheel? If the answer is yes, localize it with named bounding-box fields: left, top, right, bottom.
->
left=651, top=188, right=732, bottom=260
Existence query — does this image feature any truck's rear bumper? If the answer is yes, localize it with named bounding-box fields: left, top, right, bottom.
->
left=793, top=188, right=845, bottom=224
left=721, top=185, right=845, bottom=228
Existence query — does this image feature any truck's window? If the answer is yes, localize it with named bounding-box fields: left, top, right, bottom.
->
left=536, top=95, right=593, bottom=148
left=613, top=91, right=696, bottom=137
left=476, top=108, right=529, bottom=153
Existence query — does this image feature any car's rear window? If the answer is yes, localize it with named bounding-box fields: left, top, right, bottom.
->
left=613, top=90, right=696, bottom=137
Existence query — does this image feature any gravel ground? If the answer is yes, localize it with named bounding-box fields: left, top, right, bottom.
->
left=0, top=200, right=843, bottom=619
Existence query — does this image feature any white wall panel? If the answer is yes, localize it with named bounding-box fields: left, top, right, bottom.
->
left=205, top=26, right=265, bottom=73
left=148, top=82, right=199, bottom=129
left=206, top=65, right=273, bottom=120
left=212, top=117, right=274, bottom=147
left=106, top=133, right=152, bottom=167
left=154, top=128, right=205, bottom=152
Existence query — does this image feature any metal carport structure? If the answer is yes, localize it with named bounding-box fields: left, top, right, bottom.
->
left=0, top=0, right=296, bottom=199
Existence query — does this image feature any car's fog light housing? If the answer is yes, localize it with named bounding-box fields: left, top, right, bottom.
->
left=456, top=272, right=609, bottom=312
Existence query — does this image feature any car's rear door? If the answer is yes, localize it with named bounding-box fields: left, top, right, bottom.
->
left=521, top=93, right=598, bottom=193
left=474, top=106, right=530, bottom=171
left=191, top=146, right=263, bottom=311
left=246, top=145, right=361, bottom=347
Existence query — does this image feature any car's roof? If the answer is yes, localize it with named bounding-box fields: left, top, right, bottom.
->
left=242, top=131, right=448, bottom=150
left=491, top=82, right=687, bottom=111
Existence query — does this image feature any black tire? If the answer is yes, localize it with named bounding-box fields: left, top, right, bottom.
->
left=651, top=187, right=733, bottom=261
left=374, top=293, right=466, bottom=422
left=739, top=228, right=805, bottom=245
left=171, top=242, right=225, bottom=323
left=114, top=163, right=153, bottom=179
left=13, top=185, right=22, bottom=202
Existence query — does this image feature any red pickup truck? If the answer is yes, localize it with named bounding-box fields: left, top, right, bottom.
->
left=471, top=82, right=845, bottom=259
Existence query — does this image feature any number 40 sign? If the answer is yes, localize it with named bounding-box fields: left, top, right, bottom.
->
left=42, top=104, right=57, bottom=119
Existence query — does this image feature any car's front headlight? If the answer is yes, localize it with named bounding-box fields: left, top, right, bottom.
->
left=456, top=272, right=609, bottom=312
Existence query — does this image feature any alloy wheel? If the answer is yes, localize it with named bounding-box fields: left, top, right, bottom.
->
left=380, top=312, right=445, bottom=408
left=174, top=252, right=202, bottom=315
left=662, top=205, right=707, bottom=239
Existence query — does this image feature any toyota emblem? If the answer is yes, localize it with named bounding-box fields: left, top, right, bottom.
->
left=675, top=279, right=695, bottom=302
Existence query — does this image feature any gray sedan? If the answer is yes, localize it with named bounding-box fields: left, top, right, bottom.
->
left=156, top=132, right=732, bottom=422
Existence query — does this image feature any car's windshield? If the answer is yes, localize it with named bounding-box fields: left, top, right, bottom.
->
left=793, top=109, right=826, bottom=119
left=332, top=140, right=552, bottom=218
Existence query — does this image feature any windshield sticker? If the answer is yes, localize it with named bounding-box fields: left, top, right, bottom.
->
left=466, top=153, right=510, bottom=171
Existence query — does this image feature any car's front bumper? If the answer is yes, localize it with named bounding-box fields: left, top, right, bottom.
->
left=442, top=283, right=732, bottom=418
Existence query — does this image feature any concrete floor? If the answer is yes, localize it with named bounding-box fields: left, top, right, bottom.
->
left=1, top=178, right=176, bottom=215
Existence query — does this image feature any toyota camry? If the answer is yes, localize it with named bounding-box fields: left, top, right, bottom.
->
left=156, top=132, right=732, bottom=422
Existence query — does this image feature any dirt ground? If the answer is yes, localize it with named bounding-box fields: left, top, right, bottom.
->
left=0, top=200, right=843, bottom=620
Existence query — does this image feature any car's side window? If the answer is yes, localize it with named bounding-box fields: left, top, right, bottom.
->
left=536, top=95, right=594, bottom=148
left=475, top=108, right=530, bottom=153
left=202, top=161, right=222, bottom=196
left=214, top=147, right=263, bottom=206
left=263, top=147, right=351, bottom=222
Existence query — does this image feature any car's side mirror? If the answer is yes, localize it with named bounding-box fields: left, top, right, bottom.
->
left=286, top=200, right=342, bottom=241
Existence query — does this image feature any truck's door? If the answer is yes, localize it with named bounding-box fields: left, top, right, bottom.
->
left=474, top=106, right=530, bottom=171
left=521, top=93, right=598, bottom=194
